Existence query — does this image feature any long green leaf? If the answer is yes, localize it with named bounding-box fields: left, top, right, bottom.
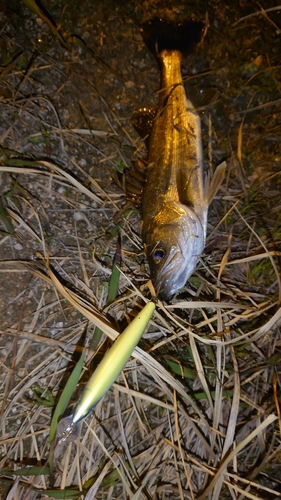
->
left=36, top=488, right=83, bottom=499
left=90, top=237, right=121, bottom=350
left=0, top=196, right=14, bottom=234
left=49, top=349, right=85, bottom=443
left=3, top=466, right=50, bottom=476
left=83, top=469, right=120, bottom=489
left=107, top=236, right=121, bottom=305
left=164, top=356, right=196, bottom=379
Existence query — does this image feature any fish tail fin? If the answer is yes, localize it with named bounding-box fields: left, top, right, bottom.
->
left=140, top=17, right=206, bottom=56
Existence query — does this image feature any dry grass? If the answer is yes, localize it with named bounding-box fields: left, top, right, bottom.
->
left=1, top=1, right=281, bottom=499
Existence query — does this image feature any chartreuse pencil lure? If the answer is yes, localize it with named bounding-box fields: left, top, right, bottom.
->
left=72, top=300, right=156, bottom=423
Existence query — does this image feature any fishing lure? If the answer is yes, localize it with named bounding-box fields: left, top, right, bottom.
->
left=72, top=300, right=156, bottom=423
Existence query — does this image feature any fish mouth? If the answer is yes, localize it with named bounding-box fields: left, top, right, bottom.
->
left=153, top=246, right=187, bottom=300
left=153, top=236, right=202, bottom=300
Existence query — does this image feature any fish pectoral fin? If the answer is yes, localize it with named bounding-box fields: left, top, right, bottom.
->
left=125, top=159, right=147, bottom=202
left=206, top=161, right=226, bottom=204
left=131, top=107, right=157, bottom=143
left=185, top=85, right=218, bottom=110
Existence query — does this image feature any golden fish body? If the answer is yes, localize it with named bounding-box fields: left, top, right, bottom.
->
left=140, top=20, right=207, bottom=299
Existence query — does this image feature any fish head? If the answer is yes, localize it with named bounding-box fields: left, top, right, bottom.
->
left=145, top=207, right=205, bottom=300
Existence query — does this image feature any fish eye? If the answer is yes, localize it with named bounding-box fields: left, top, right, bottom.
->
left=153, top=247, right=165, bottom=263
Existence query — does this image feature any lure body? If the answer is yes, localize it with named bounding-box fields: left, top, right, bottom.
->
left=72, top=301, right=156, bottom=423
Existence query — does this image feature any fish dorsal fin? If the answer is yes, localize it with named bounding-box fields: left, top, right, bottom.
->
left=206, top=161, right=226, bottom=204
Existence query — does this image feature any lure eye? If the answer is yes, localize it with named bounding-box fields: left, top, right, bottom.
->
left=153, top=248, right=165, bottom=264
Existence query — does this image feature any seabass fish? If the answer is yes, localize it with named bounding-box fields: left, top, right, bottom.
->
left=137, top=18, right=225, bottom=300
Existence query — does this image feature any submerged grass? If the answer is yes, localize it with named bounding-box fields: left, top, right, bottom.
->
left=0, top=1, right=281, bottom=499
